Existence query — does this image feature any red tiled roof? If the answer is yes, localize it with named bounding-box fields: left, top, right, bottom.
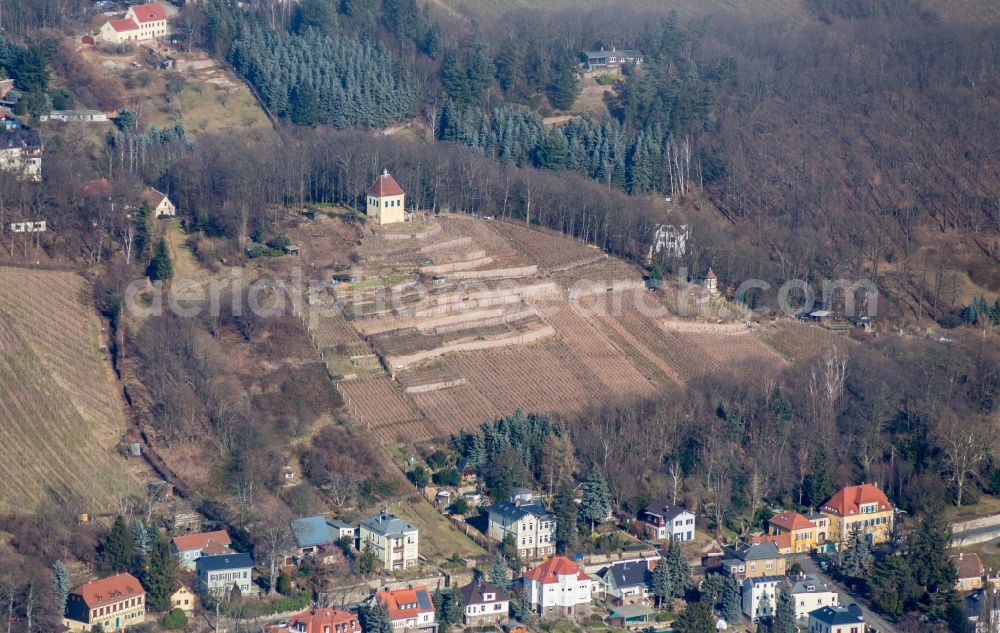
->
left=706, top=268, right=716, bottom=280
left=951, top=553, right=985, bottom=580
left=769, top=510, right=813, bottom=532
left=73, top=573, right=144, bottom=609
left=378, top=586, right=434, bottom=621
left=821, top=484, right=892, bottom=517
left=750, top=533, right=791, bottom=551
left=171, top=530, right=232, bottom=553
left=129, top=3, right=167, bottom=22
left=81, top=178, right=114, bottom=197
left=108, top=18, right=139, bottom=33
left=367, top=171, right=405, bottom=197
left=523, top=556, right=589, bottom=585
left=290, top=608, right=360, bottom=632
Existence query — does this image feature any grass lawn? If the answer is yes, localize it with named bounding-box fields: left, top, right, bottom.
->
left=393, top=496, right=487, bottom=561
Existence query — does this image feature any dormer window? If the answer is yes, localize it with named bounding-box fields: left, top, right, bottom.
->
left=484, top=593, right=494, bottom=600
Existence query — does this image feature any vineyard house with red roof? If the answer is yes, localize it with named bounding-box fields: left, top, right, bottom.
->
left=99, top=3, right=169, bottom=44
left=366, top=169, right=406, bottom=225
left=819, top=482, right=895, bottom=545
left=521, top=556, right=592, bottom=617
left=64, top=573, right=145, bottom=632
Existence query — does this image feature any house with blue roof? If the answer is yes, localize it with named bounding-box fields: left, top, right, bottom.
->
left=196, top=552, right=255, bottom=598
left=597, top=559, right=654, bottom=605
left=290, top=516, right=357, bottom=565
left=807, top=604, right=864, bottom=632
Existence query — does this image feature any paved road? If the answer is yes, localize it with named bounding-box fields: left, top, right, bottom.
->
left=796, top=555, right=901, bottom=633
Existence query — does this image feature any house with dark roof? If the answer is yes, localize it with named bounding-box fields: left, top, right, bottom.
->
left=638, top=502, right=695, bottom=541
left=521, top=556, right=592, bottom=617
left=598, top=560, right=652, bottom=606
left=582, top=47, right=644, bottom=69
left=0, top=129, right=42, bottom=181
left=196, top=552, right=254, bottom=598
left=459, top=581, right=510, bottom=626
left=964, top=588, right=1000, bottom=632
left=487, top=497, right=556, bottom=560
left=720, top=541, right=785, bottom=580
left=807, top=604, right=864, bottom=633
left=359, top=512, right=419, bottom=570
left=373, top=586, right=436, bottom=632
left=64, top=573, right=145, bottom=632
left=819, top=483, right=894, bottom=546
left=790, top=575, right=839, bottom=621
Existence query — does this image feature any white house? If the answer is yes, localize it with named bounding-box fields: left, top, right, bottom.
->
left=639, top=502, right=696, bottom=541
left=791, top=575, right=839, bottom=621
left=358, top=511, right=419, bottom=571
left=0, top=129, right=42, bottom=181
left=99, top=3, right=169, bottom=44
left=598, top=560, right=653, bottom=606
left=196, top=552, right=254, bottom=598
left=807, top=604, right=865, bottom=633
left=522, top=556, right=592, bottom=617
left=742, top=576, right=783, bottom=622
left=459, top=581, right=510, bottom=626
left=141, top=188, right=176, bottom=217
left=488, top=495, right=556, bottom=560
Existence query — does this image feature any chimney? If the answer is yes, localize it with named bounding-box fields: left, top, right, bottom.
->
left=960, top=552, right=965, bottom=561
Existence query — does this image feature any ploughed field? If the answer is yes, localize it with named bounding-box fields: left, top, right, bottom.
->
left=0, top=268, right=134, bottom=512
left=315, top=215, right=791, bottom=444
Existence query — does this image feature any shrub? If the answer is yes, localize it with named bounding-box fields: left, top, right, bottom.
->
left=162, top=609, right=188, bottom=630
left=594, top=74, right=616, bottom=85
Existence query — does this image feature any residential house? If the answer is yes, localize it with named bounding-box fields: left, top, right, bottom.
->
left=768, top=510, right=831, bottom=553
left=749, top=533, right=793, bottom=556
left=965, top=588, right=1000, bottom=633
left=289, top=607, right=361, bottom=633
left=638, top=502, right=696, bottom=542
left=522, top=556, right=592, bottom=617
left=43, top=110, right=109, bottom=123
left=291, top=516, right=339, bottom=558
left=953, top=552, right=986, bottom=592
left=141, top=188, right=176, bottom=217
left=64, top=573, right=145, bottom=632
left=0, top=129, right=42, bottom=181
left=790, top=576, right=839, bottom=621
left=366, top=169, right=406, bottom=225
left=583, top=47, right=644, bottom=69
left=169, top=584, right=196, bottom=613
left=721, top=542, right=786, bottom=580
left=459, top=580, right=510, bottom=626
left=487, top=496, right=556, bottom=560
left=196, top=552, right=254, bottom=598
left=819, top=483, right=895, bottom=545
left=598, top=560, right=652, bottom=606
left=375, top=586, right=436, bottom=632
left=359, top=512, right=419, bottom=571
left=171, top=529, right=233, bottom=570
left=742, top=576, right=782, bottom=622
left=328, top=519, right=357, bottom=541
left=99, top=3, right=170, bottom=44
left=807, top=604, right=865, bottom=633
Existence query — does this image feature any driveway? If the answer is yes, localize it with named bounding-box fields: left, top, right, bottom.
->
left=795, top=555, right=901, bottom=633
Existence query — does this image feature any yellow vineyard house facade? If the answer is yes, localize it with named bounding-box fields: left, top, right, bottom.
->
left=366, top=169, right=406, bottom=225
left=819, top=483, right=894, bottom=545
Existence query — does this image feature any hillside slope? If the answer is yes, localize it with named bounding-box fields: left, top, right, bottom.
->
left=0, top=268, right=135, bottom=513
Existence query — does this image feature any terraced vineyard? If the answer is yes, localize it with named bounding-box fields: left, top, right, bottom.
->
left=0, top=268, right=134, bottom=512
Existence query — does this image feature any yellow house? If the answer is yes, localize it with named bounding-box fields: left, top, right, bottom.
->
left=64, top=573, right=145, bottom=632
left=366, top=169, right=406, bottom=225
left=819, top=483, right=894, bottom=545
left=170, top=584, right=197, bottom=612
left=767, top=510, right=831, bottom=553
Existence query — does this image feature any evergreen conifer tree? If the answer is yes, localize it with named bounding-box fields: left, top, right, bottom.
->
left=580, top=467, right=611, bottom=532
left=840, top=527, right=873, bottom=579
left=102, top=516, right=135, bottom=573
left=144, top=535, right=179, bottom=612
left=722, top=574, right=743, bottom=625
left=488, top=552, right=511, bottom=592
left=148, top=237, right=173, bottom=281
left=553, top=483, right=579, bottom=553
left=773, top=581, right=796, bottom=633
left=804, top=448, right=833, bottom=507
left=673, top=600, right=715, bottom=633
left=52, top=561, right=69, bottom=616
left=358, top=541, right=378, bottom=576
left=665, top=539, right=692, bottom=598
left=651, top=558, right=672, bottom=608
left=360, top=597, right=392, bottom=633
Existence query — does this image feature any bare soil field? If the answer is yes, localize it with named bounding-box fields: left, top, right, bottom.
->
left=0, top=268, right=137, bottom=512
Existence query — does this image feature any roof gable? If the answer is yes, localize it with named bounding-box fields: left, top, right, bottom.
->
left=128, top=3, right=167, bottom=22
left=460, top=581, right=508, bottom=605
left=291, top=516, right=335, bottom=548
left=769, top=510, right=813, bottom=532
left=108, top=18, right=139, bottom=32
left=290, top=608, right=359, bottom=632
left=523, top=556, right=588, bottom=584
left=196, top=552, right=253, bottom=572
left=378, top=586, right=434, bottom=620
left=172, top=529, right=231, bottom=553
left=821, top=484, right=892, bottom=517
left=367, top=171, right=405, bottom=197
left=72, top=573, right=144, bottom=609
